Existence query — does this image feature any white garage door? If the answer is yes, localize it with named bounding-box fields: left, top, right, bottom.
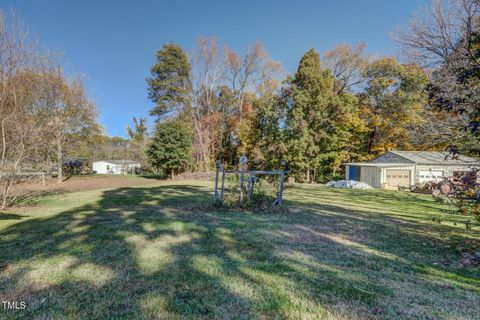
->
left=419, top=170, right=443, bottom=183
left=386, top=170, right=410, bottom=187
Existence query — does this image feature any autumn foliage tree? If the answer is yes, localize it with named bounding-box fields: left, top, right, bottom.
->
left=360, top=57, right=428, bottom=155
left=147, top=38, right=281, bottom=172
left=0, top=10, right=99, bottom=208
left=126, top=117, right=149, bottom=167
left=42, top=70, right=98, bottom=183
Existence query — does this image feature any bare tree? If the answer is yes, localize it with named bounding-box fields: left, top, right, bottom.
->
left=256, top=57, right=282, bottom=97
left=394, top=0, right=480, bottom=67
left=185, top=37, right=223, bottom=170
left=395, top=0, right=480, bottom=137
left=323, top=43, right=369, bottom=93
left=146, top=38, right=281, bottom=171
left=224, top=41, right=281, bottom=118
left=0, top=10, right=53, bottom=208
left=126, top=117, right=149, bottom=166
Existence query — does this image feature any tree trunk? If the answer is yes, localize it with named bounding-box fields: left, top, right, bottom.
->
left=306, top=167, right=310, bottom=184
left=1, top=178, right=14, bottom=209
left=191, top=110, right=209, bottom=171
left=367, top=127, right=377, bottom=154
left=57, top=139, right=63, bottom=183
left=171, top=170, right=175, bottom=180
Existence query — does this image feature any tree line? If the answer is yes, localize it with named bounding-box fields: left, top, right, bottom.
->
left=145, top=0, right=480, bottom=181
left=2, top=0, right=480, bottom=207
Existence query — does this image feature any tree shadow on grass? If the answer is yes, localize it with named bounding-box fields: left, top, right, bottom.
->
left=0, top=183, right=479, bottom=319
left=0, top=213, right=26, bottom=220
left=283, top=196, right=480, bottom=278
left=307, top=186, right=454, bottom=214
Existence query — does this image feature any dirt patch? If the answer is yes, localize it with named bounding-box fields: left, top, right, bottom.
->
left=175, top=172, right=214, bottom=180
left=10, top=175, right=163, bottom=199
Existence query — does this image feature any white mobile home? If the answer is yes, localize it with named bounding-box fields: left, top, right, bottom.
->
left=92, top=160, right=141, bottom=175
left=344, top=151, right=478, bottom=188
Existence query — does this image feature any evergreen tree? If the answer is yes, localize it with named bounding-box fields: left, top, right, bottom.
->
left=147, top=120, right=191, bottom=179
left=283, top=48, right=362, bottom=182
left=147, top=44, right=191, bottom=119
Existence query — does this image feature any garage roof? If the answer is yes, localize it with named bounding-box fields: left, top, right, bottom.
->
left=344, top=151, right=478, bottom=167
left=94, top=160, right=140, bottom=165
left=344, top=162, right=412, bottom=167
left=389, top=151, right=477, bottom=165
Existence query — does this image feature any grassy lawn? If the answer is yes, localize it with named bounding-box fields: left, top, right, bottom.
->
left=0, top=178, right=479, bottom=319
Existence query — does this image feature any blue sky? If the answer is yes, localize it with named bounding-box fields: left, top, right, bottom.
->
left=1, top=0, right=428, bottom=137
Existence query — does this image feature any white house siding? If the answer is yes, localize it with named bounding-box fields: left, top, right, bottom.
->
left=92, top=161, right=109, bottom=174
left=360, top=167, right=382, bottom=188
left=92, top=161, right=141, bottom=175
left=111, top=165, right=122, bottom=174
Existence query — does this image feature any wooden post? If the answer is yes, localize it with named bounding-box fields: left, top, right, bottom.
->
left=213, top=158, right=289, bottom=207
left=214, top=160, right=220, bottom=201
left=240, top=164, right=245, bottom=204
left=275, top=161, right=288, bottom=206
left=41, top=173, right=46, bottom=187
left=57, top=141, right=63, bottom=184
left=248, top=173, right=257, bottom=199
left=239, top=155, right=248, bottom=205
left=220, top=165, right=225, bottom=201
left=277, top=169, right=285, bottom=205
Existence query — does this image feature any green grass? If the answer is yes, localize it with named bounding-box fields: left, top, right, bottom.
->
left=0, top=180, right=479, bottom=319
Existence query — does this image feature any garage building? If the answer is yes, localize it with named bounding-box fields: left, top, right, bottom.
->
left=344, top=151, right=477, bottom=188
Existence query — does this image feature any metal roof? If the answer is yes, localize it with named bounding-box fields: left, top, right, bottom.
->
left=344, top=151, right=478, bottom=167
left=389, top=151, right=478, bottom=165
left=343, top=162, right=413, bottom=167
left=94, top=160, right=140, bottom=165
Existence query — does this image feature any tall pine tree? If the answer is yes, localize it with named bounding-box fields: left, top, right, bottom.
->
left=283, top=48, right=363, bottom=182
left=147, top=44, right=191, bottom=119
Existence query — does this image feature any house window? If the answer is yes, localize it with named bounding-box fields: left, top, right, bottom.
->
left=106, top=165, right=110, bottom=170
